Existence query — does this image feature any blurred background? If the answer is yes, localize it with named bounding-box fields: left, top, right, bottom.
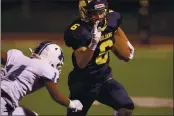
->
left=1, top=0, right=173, bottom=115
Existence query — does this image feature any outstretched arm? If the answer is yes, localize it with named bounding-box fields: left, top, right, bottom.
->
left=1, top=50, right=7, bottom=65
left=45, top=79, right=83, bottom=111
left=45, top=79, right=70, bottom=107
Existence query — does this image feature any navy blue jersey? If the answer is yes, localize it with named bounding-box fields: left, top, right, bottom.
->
left=64, top=10, right=121, bottom=82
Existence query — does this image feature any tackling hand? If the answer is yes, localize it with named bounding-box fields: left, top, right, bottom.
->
left=88, top=20, right=101, bottom=51
left=68, top=100, right=83, bottom=112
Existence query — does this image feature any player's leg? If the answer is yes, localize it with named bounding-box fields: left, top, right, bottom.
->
left=67, top=73, right=97, bottom=116
left=12, top=106, right=38, bottom=116
left=97, top=79, right=134, bottom=116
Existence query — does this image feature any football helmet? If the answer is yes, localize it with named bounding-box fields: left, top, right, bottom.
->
left=30, top=41, right=64, bottom=71
left=79, top=0, right=108, bottom=21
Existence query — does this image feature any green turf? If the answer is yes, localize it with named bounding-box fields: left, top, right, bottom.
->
left=1, top=42, right=173, bottom=115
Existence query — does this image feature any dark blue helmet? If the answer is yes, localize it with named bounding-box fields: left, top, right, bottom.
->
left=79, top=0, right=108, bottom=21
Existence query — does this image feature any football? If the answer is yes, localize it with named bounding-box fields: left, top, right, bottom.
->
left=112, top=35, right=131, bottom=61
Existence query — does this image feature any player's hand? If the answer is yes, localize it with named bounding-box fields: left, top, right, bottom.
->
left=68, top=100, right=83, bottom=112
left=88, top=20, right=101, bottom=51
left=127, top=41, right=134, bottom=59
left=92, top=20, right=101, bottom=42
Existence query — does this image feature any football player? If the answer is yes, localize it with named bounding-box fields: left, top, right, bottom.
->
left=1, top=41, right=83, bottom=116
left=64, top=0, right=135, bottom=116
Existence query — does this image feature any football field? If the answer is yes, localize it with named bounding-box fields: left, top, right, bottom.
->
left=1, top=38, right=173, bottom=115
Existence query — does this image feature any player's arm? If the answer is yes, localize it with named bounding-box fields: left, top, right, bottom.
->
left=1, top=50, right=7, bottom=65
left=74, top=21, right=101, bottom=69
left=115, top=27, right=128, bottom=39
left=74, top=47, right=95, bottom=68
left=111, top=27, right=134, bottom=62
left=45, top=79, right=70, bottom=107
left=45, top=78, right=83, bottom=111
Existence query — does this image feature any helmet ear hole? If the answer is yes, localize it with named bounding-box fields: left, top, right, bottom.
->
left=51, top=64, right=54, bottom=68
left=57, top=64, right=60, bottom=68
left=56, top=64, right=61, bottom=70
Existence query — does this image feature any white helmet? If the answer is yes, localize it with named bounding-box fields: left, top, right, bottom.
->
left=30, top=41, right=64, bottom=71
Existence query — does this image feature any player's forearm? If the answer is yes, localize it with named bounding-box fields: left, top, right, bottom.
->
left=79, top=48, right=95, bottom=68
left=75, top=47, right=94, bottom=69
left=45, top=80, right=70, bottom=107
left=50, top=89, right=70, bottom=107
left=112, top=35, right=130, bottom=61
left=113, top=27, right=135, bottom=61
left=111, top=48, right=129, bottom=62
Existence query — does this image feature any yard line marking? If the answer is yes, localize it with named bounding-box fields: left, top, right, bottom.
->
left=92, top=97, right=173, bottom=108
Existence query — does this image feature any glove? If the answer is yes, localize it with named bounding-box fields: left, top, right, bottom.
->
left=68, top=100, right=83, bottom=112
left=88, top=20, right=101, bottom=51
left=127, top=41, right=134, bottom=59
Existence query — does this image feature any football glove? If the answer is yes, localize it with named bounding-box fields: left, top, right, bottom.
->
left=88, top=20, right=101, bottom=51
left=127, top=41, right=134, bottom=60
left=68, top=100, right=83, bottom=112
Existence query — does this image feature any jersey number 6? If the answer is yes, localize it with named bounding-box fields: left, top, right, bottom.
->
left=96, top=40, right=113, bottom=65
left=70, top=24, right=80, bottom=30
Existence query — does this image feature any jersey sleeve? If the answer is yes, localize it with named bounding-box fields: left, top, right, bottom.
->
left=107, top=10, right=122, bottom=32
left=64, top=22, right=91, bottom=50
left=0, top=68, right=7, bottom=77
left=6, top=49, right=23, bottom=65
left=40, top=65, right=60, bottom=83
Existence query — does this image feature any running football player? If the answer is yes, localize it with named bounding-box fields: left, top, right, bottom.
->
left=64, top=0, right=135, bottom=116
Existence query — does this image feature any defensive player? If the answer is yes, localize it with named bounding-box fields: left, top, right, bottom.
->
left=64, top=0, right=135, bottom=116
left=1, top=41, right=83, bottom=116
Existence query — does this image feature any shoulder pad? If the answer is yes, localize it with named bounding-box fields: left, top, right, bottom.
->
left=6, top=49, right=23, bottom=65
left=40, top=64, right=59, bottom=83
left=107, top=10, right=122, bottom=31
left=64, top=19, right=91, bottom=49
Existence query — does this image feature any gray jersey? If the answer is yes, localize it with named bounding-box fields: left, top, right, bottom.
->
left=1, top=49, right=59, bottom=108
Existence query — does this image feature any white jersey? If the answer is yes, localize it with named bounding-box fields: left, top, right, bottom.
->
left=1, top=49, right=60, bottom=108
left=1, top=67, right=7, bottom=77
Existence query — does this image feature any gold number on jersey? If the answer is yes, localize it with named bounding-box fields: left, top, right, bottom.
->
left=70, top=24, right=80, bottom=30
left=96, top=40, right=113, bottom=65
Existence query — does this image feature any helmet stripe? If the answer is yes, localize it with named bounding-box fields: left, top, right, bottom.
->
left=58, top=49, right=64, bottom=63
left=34, top=41, right=53, bottom=55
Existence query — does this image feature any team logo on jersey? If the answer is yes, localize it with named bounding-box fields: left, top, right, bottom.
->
left=94, top=4, right=105, bottom=9
left=100, top=32, right=112, bottom=41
